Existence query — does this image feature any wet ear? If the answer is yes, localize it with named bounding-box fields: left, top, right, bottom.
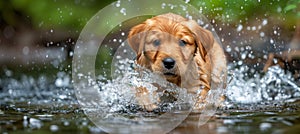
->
left=182, top=20, right=214, bottom=59
left=128, top=23, right=147, bottom=54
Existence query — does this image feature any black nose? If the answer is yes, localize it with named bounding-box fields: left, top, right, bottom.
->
left=162, top=58, right=175, bottom=69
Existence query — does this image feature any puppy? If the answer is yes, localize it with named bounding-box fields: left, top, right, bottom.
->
left=128, top=13, right=227, bottom=111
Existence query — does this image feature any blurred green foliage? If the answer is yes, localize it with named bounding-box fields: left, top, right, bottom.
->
left=0, top=0, right=298, bottom=32
left=0, top=0, right=115, bottom=30
left=190, top=0, right=296, bottom=24
left=285, top=0, right=300, bottom=17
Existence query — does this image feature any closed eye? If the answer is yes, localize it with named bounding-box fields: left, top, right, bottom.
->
left=179, top=40, right=187, bottom=46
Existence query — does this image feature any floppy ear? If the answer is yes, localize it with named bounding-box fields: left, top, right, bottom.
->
left=128, top=23, right=147, bottom=54
left=182, top=20, right=214, bottom=59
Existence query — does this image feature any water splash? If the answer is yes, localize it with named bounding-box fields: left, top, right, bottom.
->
left=94, top=58, right=194, bottom=115
left=226, top=65, right=300, bottom=104
left=73, top=56, right=195, bottom=133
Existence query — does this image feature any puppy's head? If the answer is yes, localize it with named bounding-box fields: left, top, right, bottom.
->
left=128, top=13, right=214, bottom=86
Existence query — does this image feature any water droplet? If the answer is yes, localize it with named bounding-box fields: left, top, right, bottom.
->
left=246, top=26, right=251, bottom=30
left=116, top=55, right=122, bottom=59
left=50, top=125, right=59, bottom=132
left=82, top=121, right=88, bottom=126
left=161, top=3, right=166, bottom=9
left=64, top=121, right=70, bottom=126
left=120, top=8, right=126, bottom=15
left=277, top=7, right=282, bottom=13
left=270, top=39, right=274, bottom=44
left=262, top=19, right=268, bottom=26
left=226, top=46, right=232, bottom=52
left=55, top=78, right=63, bottom=87
left=59, top=94, right=68, bottom=99
left=237, top=61, right=243, bottom=65
left=241, top=53, right=246, bottom=59
left=116, top=1, right=121, bottom=7
left=22, top=46, right=30, bottom=55
left=69, top=51, right=74, bottom=56
left=237, top=24, right=243, bottom=32
left=23, top=116, right=28, bottom=120
left=258, top=25, right=262, bottom=30
left=260, top=32, right=265, bottom=37
left=29, top=118, right=43, bottom=129
left=260, top=123, right=271, bottom=131
left=5, top=69, right=13, bottom=77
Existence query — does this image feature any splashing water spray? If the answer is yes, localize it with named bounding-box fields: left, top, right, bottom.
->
left=72, top=0, right=226, bottom=133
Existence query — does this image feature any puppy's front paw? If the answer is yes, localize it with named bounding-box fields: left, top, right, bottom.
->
left=135, top=86, right=159, bottom=111
left=193, top=94, right=225, bottom=111
left=193, top=98, right=206, bottom=111
left=142, top=104, right=158, bottom=111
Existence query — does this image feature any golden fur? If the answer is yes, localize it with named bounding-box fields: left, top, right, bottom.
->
left=128, top=13, right=227, bottom=110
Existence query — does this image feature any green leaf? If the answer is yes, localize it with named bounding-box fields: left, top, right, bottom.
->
left=284, top=4, right=297, bottom=11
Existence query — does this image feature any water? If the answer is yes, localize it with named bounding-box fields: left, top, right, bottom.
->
left=227, top=65, right=300, bottom=104
left=1, top=62, right=300, bottom=133
left=74, top=56, right=196, bottom=133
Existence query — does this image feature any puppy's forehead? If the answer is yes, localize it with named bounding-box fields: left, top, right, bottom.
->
left=146, top=31, right=163, bottom=40
left=144, top=17, right=194, bottom=39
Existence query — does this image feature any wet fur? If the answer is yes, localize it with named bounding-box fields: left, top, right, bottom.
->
left=128, top=13, right=227, bottom=111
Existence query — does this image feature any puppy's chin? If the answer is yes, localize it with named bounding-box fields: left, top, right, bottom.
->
left=164, top=75, right=180, bottom=86
left=162, top=71, right=181, bottom=86
left=154, top=69, right=177, bottom=77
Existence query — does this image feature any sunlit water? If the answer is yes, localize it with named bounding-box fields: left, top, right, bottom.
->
left=1, top=62, right=300, bottom=133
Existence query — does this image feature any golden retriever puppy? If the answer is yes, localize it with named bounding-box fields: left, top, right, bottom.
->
left=128, top=13, right=227, bottom=111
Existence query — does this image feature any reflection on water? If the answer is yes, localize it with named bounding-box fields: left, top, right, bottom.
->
left=0, top=64, right=300, bottom=133
left=1, top=101, right=300, bottom=134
